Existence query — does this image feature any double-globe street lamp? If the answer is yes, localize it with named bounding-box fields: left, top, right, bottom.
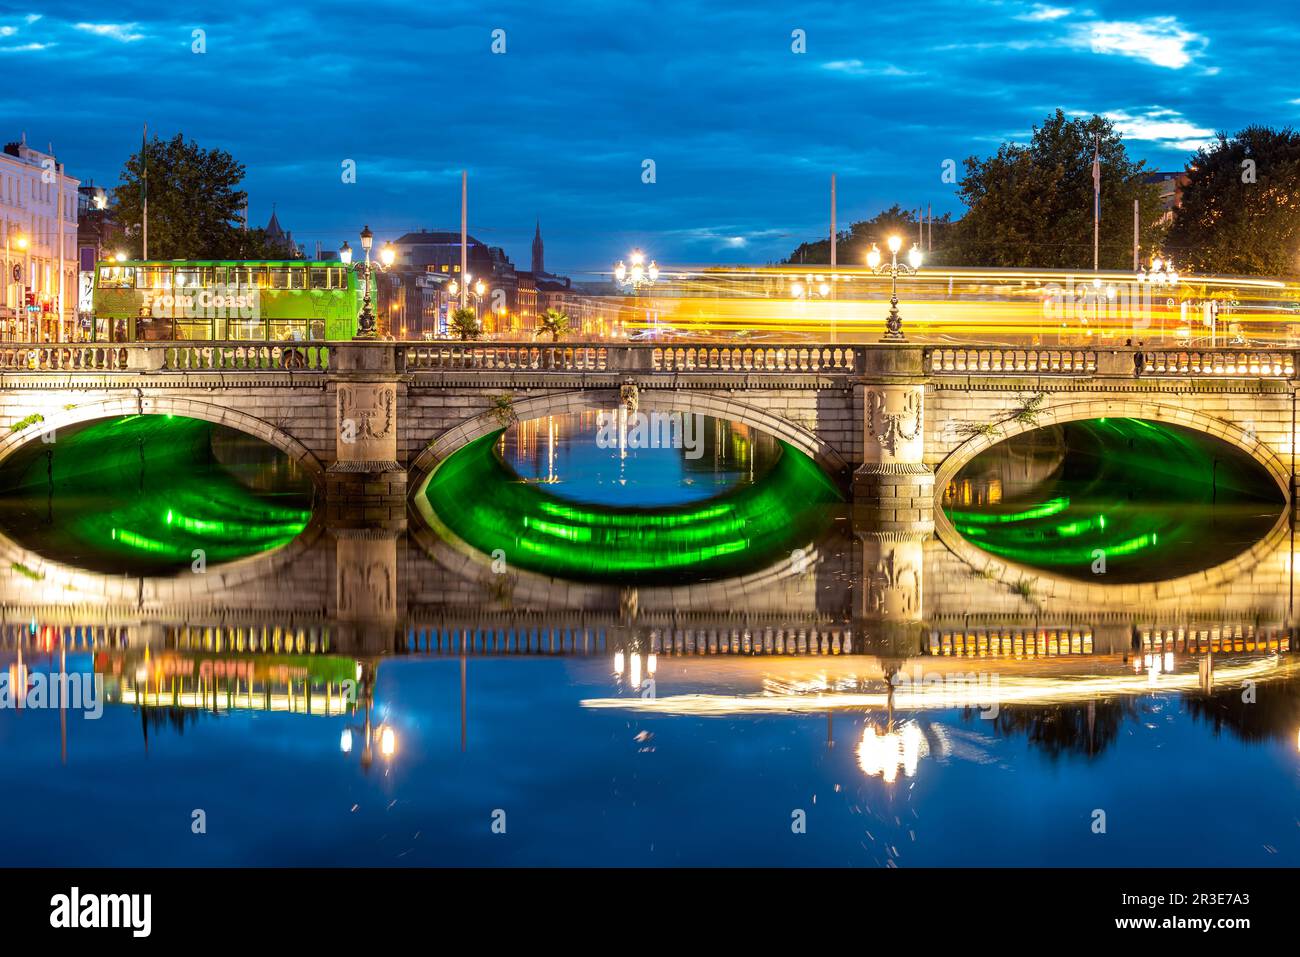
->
left=866, top=235, right=923, bottom=342
left=613, top=250, right=659, bottom=338
left=341, top=225, right=396, bottom=339
left=447, top=275, right=487, bottom=321
left=613, top=250, right=659, bottom=291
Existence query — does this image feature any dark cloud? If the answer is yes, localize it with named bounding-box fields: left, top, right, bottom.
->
left=7, top=1, right=1296, bottom=273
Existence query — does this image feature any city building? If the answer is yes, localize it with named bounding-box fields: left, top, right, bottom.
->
left=1, top=134, right=80, bottom=341
left=264, top=206, right=303, bottom=258
left=1143, top=170, right=1191, bottom=225
left=76, top=181, right=122, bottom=330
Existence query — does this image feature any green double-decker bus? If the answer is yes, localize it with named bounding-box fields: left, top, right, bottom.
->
left=92, top=260, right=363, bottom=341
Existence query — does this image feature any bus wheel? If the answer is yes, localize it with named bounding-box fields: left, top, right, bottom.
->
left=280, top=347, right=306, bottom=369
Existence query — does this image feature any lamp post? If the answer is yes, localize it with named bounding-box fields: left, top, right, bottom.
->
left=613, top=249, right=659, bottom=291
left=789, top=274, right=833, bottom=300
left=866, top=235, right=923, bottom=342
left=1136, top=255, right=1179, bottom=343
left=613, top=249, right=659, bottom=336
left=349, top=227, right=395, bottom=340
left=447, top=276, right=487, bottom=318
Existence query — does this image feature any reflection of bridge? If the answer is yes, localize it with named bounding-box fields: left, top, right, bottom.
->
left=0, top=342, right=1296, bottom=529
left=0, top=508, right=1295, bottom=662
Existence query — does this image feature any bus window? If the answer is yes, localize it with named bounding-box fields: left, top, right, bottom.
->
left=309, top=320, right=325, bottom=340
left=310, top=267, right=329, bottom=290
left=175, top=268, right=200, bottom=288
left=270, top=268, right=291, bottom=289
left=251, top=267, right=269, bottom=289
left=175, top=320, right=214, bottom=340
left=269, top=320, right=307, bottom=341
left=200, top=266, right=225, bottom=286
left=290, top=267, right=306, bottom=289
left=227, top=317, right=266, bottom=340
left=144, top=267, right=172, bottom=289
left=97, top=265, right=135, bottom=289
left=331, top=267, right=349, bottom=289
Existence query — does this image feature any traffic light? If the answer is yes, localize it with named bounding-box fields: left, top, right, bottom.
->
left=23, top=289, right=36, bottom=312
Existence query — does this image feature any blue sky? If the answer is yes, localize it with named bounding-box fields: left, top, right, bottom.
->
left=5, top=1, right=1298, bottom=275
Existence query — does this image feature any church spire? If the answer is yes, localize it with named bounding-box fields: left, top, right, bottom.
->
left=531, top=219, right=544, bottom=276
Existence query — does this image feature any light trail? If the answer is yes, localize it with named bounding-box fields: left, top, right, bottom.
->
left=580, top=654, right=1291, bottom=716
left=615, top=265, right=1300, bottom=345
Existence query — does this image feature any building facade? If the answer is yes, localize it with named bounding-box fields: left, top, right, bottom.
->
left=1, top=136, right=80, bottom=341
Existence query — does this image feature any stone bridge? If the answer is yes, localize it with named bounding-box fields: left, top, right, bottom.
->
left=0, top=340, right=1295, bottom=528
left=2, top=337, right=1299, bottom=665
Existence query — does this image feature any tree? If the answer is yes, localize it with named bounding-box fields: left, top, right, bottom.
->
left=112, top=133, right=252, bottom=260
left=947, top=110, right=1164, bottom=269
left=535, top=308, right=570, bottom=342
left=449, top=307, right=482, bottom=340
left=1166, top=126, right=1300, bottom=276
left=786, top=205, right=955, bottom=266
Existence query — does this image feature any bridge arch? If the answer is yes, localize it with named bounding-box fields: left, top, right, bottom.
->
left=0, top=395, right=324, bottom=476
left=933, top=398, right=1291, bottom=502
left=408, top=388, right=849, bottom=492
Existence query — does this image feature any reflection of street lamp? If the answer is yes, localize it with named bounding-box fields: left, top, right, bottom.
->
left=857, top=720, right=923, bottom=783
left=338, top=661, right=398, bottom=773
left=866, top=235, right=923, bottom=342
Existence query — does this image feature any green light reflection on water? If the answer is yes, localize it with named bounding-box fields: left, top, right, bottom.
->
left=424, top=430, right=842, bottom=582
left=0, top=415, right=311, bottom=574
left=944, top=417, right=1282, bottom=581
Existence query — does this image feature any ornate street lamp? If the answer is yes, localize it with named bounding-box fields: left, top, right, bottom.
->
left=447, top=275, right=488, bottom=320
left=1137, top=255, right=1179, bottom=287
left=350, top=227, right=396, bottom=339
left=789, top=274, right=833, bottom=299
left=613, top=249, right=659, bottom=291
left=866, top=235, right=923, bottom=342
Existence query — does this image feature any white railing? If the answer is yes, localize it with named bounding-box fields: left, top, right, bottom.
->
left=0, top=345, right=131, bottom=371
left=161, top=342, right=331, bottom=371
left=651, top=345, right=858, bottom=373
left=403, top=343, right=609, bottom=371
left=928, top=348, right=1097, bottom=375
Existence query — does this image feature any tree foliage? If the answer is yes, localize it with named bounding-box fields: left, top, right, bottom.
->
left=1165, top=126, right=1300, bottom=276
left=112, top=133, right=262, bottom=260
left=947, top=110, right=1164, bottom=268
left=786, top=205, right=954, bottom=266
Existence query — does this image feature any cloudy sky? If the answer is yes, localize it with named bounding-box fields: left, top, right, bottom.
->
left=5, top=2, right=1297, bottom=276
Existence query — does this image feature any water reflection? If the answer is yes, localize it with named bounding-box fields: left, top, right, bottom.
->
left=0, top=415, right=312, bottom=574
left=1, top=412, right=1299, bottom=865
left=943, top=418, right=1285, bottom=582
left=419, top=412, right=842, bottom=582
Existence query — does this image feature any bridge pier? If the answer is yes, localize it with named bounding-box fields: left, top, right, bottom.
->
left=852, top=347, right=935, bottom=534
left=324, top=344, right=406, bottom=527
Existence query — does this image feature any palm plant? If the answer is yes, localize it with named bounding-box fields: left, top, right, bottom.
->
left=449, top=307, right=482, bottom=341
left=535, top=308, right=570, bottom=342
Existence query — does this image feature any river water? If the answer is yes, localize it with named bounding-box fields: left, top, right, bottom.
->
left=0, top=411, right=1295, bottom=866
